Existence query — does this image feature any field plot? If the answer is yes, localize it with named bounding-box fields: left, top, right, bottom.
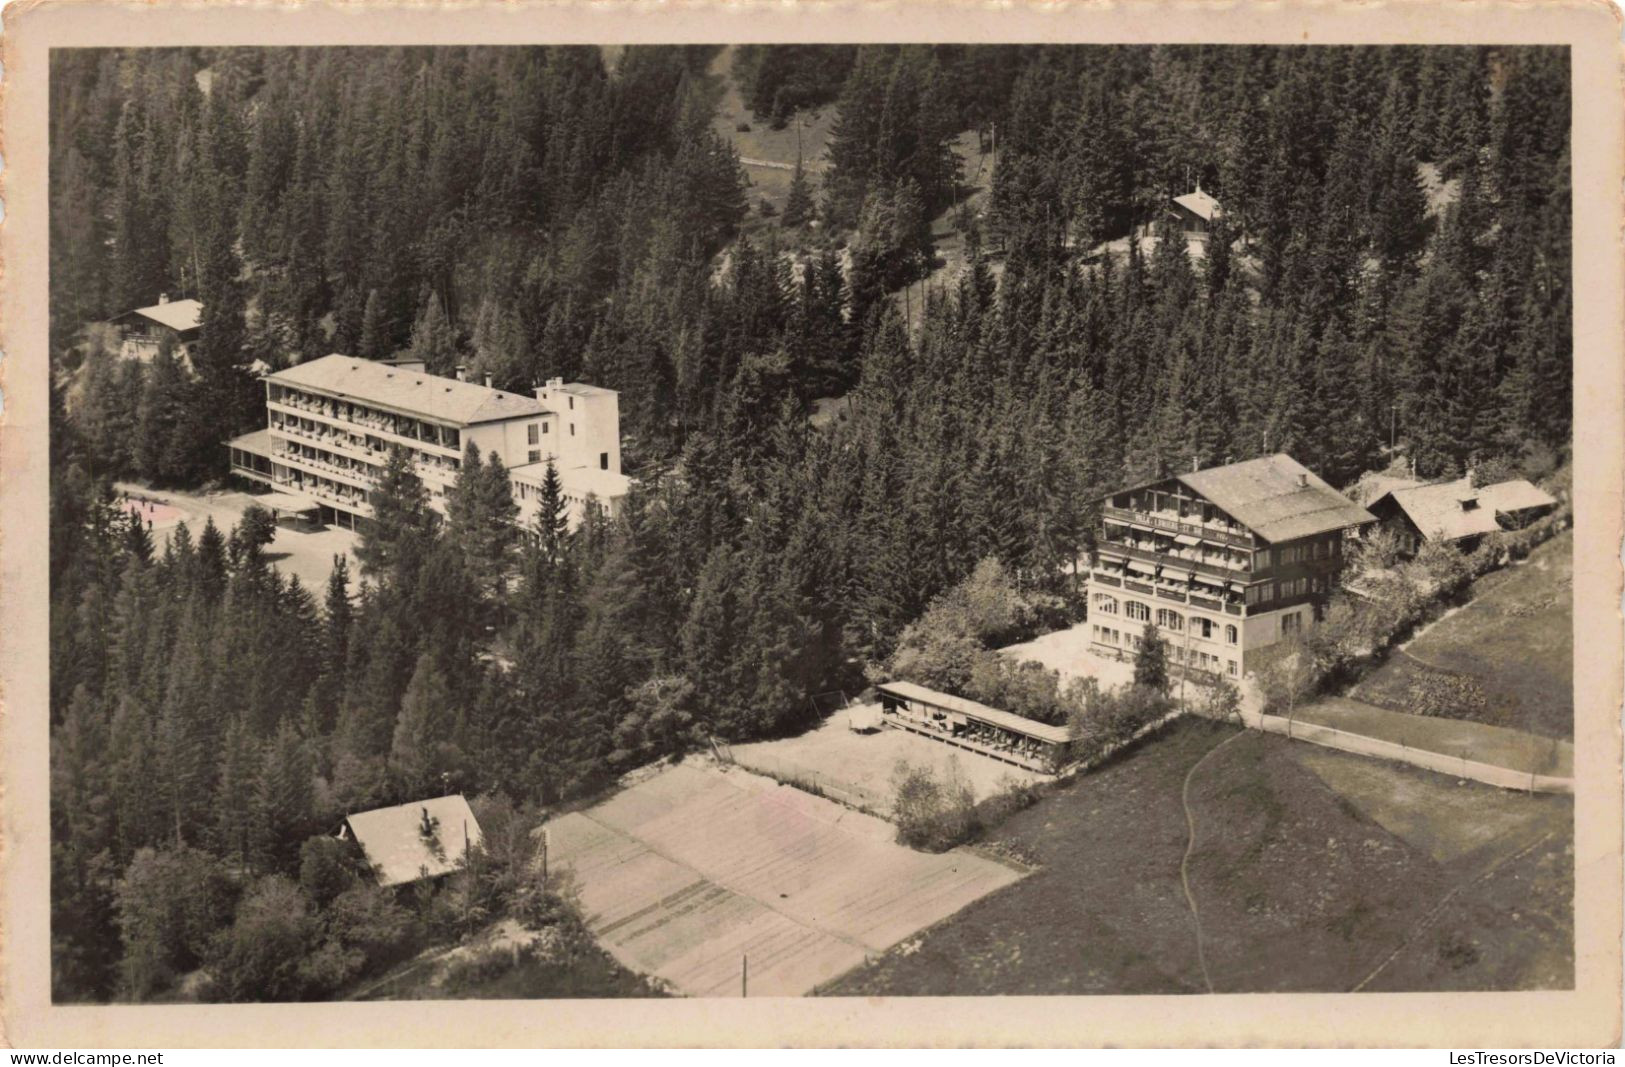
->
left=827, top=720, right=1571, bottom=996
left=549, top=761, right=1025, bottom=996
left=1351, top=530, right=1573, bottom=740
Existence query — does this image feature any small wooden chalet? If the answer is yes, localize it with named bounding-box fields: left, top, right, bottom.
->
left=110, top=296, right=204, bottom=365
left=1165, top=185, right=1223, bottom=240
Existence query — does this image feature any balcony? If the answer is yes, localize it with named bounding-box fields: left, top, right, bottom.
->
left=271, top=423, right=458, bottom=484
left=1091, top=572, right=1122, bottom=588
left=273, top=448, right=375, bottom=492
left=1096, top=540, right=1246, bottom=581
left=1103, top=506, right=1254, bottom=550
left=274, top=477, right=370, bottom=516
left=268, top=398, right=462, bottom=460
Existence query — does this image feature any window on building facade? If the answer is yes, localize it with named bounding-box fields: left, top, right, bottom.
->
left=528, top=424, right=540, bottom=445
left=528, top=450, right=542, bottom=464
left=1282, top=612, right=1301, bottom=635
left=1093, top=593, right=1118, bottom=615
left=1125, top=601, right=1150, bottom=622
left=1225, top=624, right=1238, bottom=644
left=1193, top=617, right=1213, bottom=639
left=1228, top=660, right=1238, bottom=677
left=570, top=424, right=576, bottom=436
left=1156, top=608, right=1183, bottom=631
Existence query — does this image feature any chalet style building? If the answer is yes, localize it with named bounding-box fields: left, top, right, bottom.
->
left=1367, top=476, right=1557, bottom=555
left=227, top=354, right=629, bottom=530
left=1165, top=184, right=1223, bottom=241
left=109, top=295, right=203, bottom=365
left=1087, top=454, right=1375, bottom=679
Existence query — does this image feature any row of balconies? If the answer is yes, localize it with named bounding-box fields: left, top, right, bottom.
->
left=1093, top=570, right=1245, bottom=616
left=1102, top=505, right=1255, bottom=549
left=1097, top=540, right=1245, bottom=579
left=270, top=423, right=459, bottom=483
left=268, top=397, right=461, bottom=459
left=273, top=474, right=371, bottom=514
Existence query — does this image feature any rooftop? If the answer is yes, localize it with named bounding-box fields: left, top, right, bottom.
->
left=1377, top=477, right=1557, bottom=543
left=1177, top=454, right=1376, bottom=544
left=342, top=794, right=483, bottom=888
left=875, top=680, right=1072, bottom=745
left=1347, top=470, right=1424, bottom=508
left=509, top=460, right=632, bottom=502
left=1172, top=187, right=1222, bottom=221
left=551, top=382, right=616, bottom=397
left=119, top=298, right=204, bottom=334
left=269, top=354, right=546, bottom=426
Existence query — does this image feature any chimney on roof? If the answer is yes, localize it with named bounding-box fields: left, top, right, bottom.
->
left=454, top=365, right=468, bottom=383
left=1190, top=453, right=1199, bottom=473
left=1297, top=472, right=1309, bottom=488
left=483, top=373, right=494, bottom=389
left=158, top=293, right=170, bottom=305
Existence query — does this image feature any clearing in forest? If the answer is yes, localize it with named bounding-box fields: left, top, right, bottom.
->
left=547, top=760, right=1025, bottom=996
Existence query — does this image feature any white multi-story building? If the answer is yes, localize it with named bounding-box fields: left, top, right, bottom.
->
left=227, top=354, right=630, bottom=530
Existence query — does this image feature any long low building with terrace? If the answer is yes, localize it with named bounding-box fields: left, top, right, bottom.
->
left=874, top=680, right=1071, bottom=773
left=227, top=354, right=629, bottom=530
left=1086, top=453, right=1375, bottom=680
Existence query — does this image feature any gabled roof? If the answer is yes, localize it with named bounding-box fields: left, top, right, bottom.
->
left=1347, top=471, right=1424, bottom=508
left=1172, top=188, right=1222, bottom=221
left=1376, top=477, right=1557, bottom=543
left=343, top=794, right=483, bottom=888
left=269, top=354, right=546, bottom=426
left=1176, top=454, right=1375, bottom=544
left=117, top=298, right=204, bottom=334
left=1477, top=479, right=1558, bottom=514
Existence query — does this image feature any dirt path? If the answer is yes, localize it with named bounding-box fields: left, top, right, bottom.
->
left=1349, top=830, right=1556, bottom=992
left=1178, top=730, right=1247, bottom=994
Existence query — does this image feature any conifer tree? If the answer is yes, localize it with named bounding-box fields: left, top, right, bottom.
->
left=405, top=291, right=460, bottom=377
left=446, top=443, right=519, bottom=613
left=782, top=155, right=814, bottom=229
left=1133, top=623, right=1170, bottom=693
left=356, top=446, right=436, bottom=584
left=390, top=652, right=455, bottom=796
left=257, top=719, right=314, bottom=865
left=357, top=288, right=390, bottom=360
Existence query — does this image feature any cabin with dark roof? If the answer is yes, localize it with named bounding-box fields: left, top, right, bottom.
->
left=1086, top=454, right=1375, bottom=679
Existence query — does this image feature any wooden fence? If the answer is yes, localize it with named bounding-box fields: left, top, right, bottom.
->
left=1242, top=710, right=1573, bottom=794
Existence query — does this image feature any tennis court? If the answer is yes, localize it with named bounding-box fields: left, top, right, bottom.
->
left=548, top=761, right=1025, bottom=996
